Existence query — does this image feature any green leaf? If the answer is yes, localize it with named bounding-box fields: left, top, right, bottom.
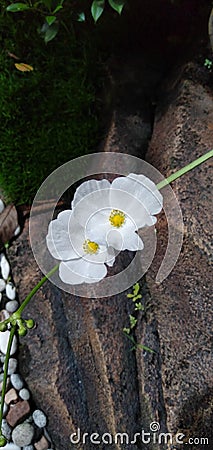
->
left=127, top=293, right=134, bottom=298
left=123, top=327, right=130, bottom=334
left=53, top=5, right=63, bottom=14
left=129, top=315, right=137, bottom=329
left=46, top=15, right=56, bottom=26
left=44, top=23, right=59, bottom=43
left=6, top=2, right=30, bottom=12
left=133, top=294, right=142, bottom=302
left=133, top=282, right=140, bottom=296
left=91, top=0, right=105, bottom=23
left=137, top=344, right=154, bottom=353
left=108, top=0, right=125, bottom=15
left=135, top=302, right=144, bottom=311
left=78, top=12, right=85, bottom=22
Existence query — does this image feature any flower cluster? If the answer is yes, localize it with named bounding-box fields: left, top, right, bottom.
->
left=46, top=174, right=163, bottom=285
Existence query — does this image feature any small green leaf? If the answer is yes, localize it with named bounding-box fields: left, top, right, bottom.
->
left=135, top=302, right=144, bottom=311
left=6, top=2, right=30, bottom=12
left=91, top=0, right=105, bottom=23
left=46, top=15, right=56, bottom=26
left=44, top=23, right=58, bottom=44
left=137, top=344, right=154, bottom=353
left=108, top=0, right=125, bottom=15
left=133, top=294, right=142, bottom=302
left=127, top=293, right=134, bottom=298
left=133, top=282, right=140, bottom=296
left=129, top=314, right=137, bottom=329
left=123, top=327, right=130, bottom=334
left=53, top=5, right=63, bottom=14
left=78, top=12, right=85, bottom=22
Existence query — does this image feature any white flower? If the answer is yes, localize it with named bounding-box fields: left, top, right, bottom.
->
left=0, top=254, right=10, bottom=280
left=72, top=175, right=163, bottom=251
left=46, top=210, right=115, bottom=285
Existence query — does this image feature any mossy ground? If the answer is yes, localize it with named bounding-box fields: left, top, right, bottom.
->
left=0, top=11, right=101, bottom=204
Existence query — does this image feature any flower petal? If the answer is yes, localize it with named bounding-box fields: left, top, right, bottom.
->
left=59, top=259, right=107, bottom=285
left=110, top=174, right=163, bottom=227
left=73, top=188, right=111, bottom=227
left=107, top=229, right=144, bottom=251
left=46, top=210, right=84, bottom=260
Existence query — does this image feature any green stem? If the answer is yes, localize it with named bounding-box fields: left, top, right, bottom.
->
left=157, top=149, right=213, bottom=190
left=0, top=326, right=16, bottom=432
left=17, top=264, right=59, bottom=316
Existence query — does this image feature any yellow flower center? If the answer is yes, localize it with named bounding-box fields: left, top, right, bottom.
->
left=109, top=209, right=126, bottom=228
left=83, top=239, right=99, bottom=254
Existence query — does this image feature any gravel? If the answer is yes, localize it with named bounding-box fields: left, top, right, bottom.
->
left=32, top=409, right=47, bottom=428
left=4, top=358, right=18, bottom=375
left=19, top=388, right=30, bottom=401
left=10, top=373, right=24, bottom=390
left=1, top=418, right=12, bottom=440
left=6, top=300, right=19, bottom=313
left=12, top=423, right=34, bottom=446
left=6, top=283, right=16, bottom=300
left=0, top=331, right=18, bottom=355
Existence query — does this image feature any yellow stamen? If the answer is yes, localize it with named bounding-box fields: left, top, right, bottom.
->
left=83, top=239, right=99, bottom=254
left=109, top=209, right=126, bottom=228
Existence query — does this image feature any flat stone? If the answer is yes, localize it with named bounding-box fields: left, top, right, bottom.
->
left=1, top=418, right=12, bottom=440
left=6, top=400, right=30, bottom=427
left=34, top=435, right=49, bottom=450
left=12, top=423, right=34, bottom=447
left=2, top=444, right=21, bottom=450
left=32, top=409, right=47, bottom=428
left=4, top=357, right=18, bottom=375
left=0, top=331, right=17, bottom=355
left=0, top=376, right=10, bottom=393
left=19, top=388, right=30, bottom=401
left=5, top=387, right=18, bottom=405
left=6, top=282, right=16, bottom=300
left=6, top=301, right=19, bottom=313
left=10, top=373, right=24, bottom=390
left=0, top=278, right=6, bottom=292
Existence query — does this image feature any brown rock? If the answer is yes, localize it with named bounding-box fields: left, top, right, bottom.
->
left=5, top=388, right=18, bottom=405
left=6, top=400, right=30, bottom=427
left=145, top=62, right=213, bottom=441
left=0, top=377, right=10, bottom=393
left=34, top=435, right=49, bottom=450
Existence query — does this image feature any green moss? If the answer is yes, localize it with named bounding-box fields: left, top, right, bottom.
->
left=0, top=14, right=99, bottom=204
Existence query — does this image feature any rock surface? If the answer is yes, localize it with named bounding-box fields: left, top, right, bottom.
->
left=7, top=59, right=212, bottom=450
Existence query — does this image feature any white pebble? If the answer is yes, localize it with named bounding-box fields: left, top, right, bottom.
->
left=2, top=444, right=21, bottom=450
left=1, top=419, right=12, bottom=440
left=22, top=446, right=34, bottom=450
left=6, top=282, right=16, bottom=300
left=0, top=331, right=17, bottom=355
left=0, top=293, right=2, bottom=303
left=19, top=388, right=30, bottom=401
left=32, top=409, right=47, bottom=428
left=0, top=254, right=10, bottom=280
left=0, top=199, right=5, bottom=214
left=6, top=300, right=19, bottom=313
left=12, top=423, right=34, bottom=447
left=3, top=401, right=8, bottom=417
left=10, top=373, right=24, bottom=390
left=4, top=357, right=17, bottom=375
left=14, top=225, right=21, bottom=237
left=0, top=279, right=6, bottom=292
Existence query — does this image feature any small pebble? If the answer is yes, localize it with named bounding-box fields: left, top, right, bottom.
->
left=0, top=254, right=10, bottom=280
left=19, top=388, right=30, bottom=401
left=12, top=423, right=34, bottom=447
left=5, top=387, right=18, bottom=405
left=1, top=418, right=12, bottom=440
left=0, top=278, right=6, bottom=292
left=6, top=300, right=19, bottom=313
left=34, top=435, right=49, bottom=450
left=2, top=444, right=21, bottom=450
left=0, top=309, right=10, bottom=322
left=6, top=282, right=16, bottom=300
left=10, top=373, right=24, bottom=390
left=2, top=401, right=8, bottom=416
left=14, top=225, right=21, bottom=237
left=0, top=331, right=17, bottom=355
left=23, top=446, right=34, bottom=450
left=6, top=400, right=30, bottom=427
left=33, top=409, right=47, bottom=428
left=0, top=292, right=2, bottom=302
left=4, top=357, right=18, bottom=375
left=0, top=199, right=5, bottom=214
